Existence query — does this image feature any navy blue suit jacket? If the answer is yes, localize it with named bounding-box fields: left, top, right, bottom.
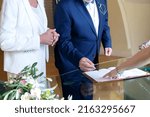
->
left=54, top=0, right=112, bottom=73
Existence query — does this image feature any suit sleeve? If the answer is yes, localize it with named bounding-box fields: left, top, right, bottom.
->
left=101, top=0, right=112, bottom=48
left=54, top=4, right=84, bottom=67
left=0, top=0, right=40, bottom=51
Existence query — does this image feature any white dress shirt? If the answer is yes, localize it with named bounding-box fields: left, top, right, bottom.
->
left=85, top=0, right=99, bottom=36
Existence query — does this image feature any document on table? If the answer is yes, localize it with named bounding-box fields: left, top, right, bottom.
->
left=84, top=67, right=150, bottom=82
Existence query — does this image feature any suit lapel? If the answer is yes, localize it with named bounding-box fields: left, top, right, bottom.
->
left=75, top=0, right=97, bottom=35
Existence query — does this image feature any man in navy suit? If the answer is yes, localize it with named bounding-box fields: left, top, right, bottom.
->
left=54, top=0, right=112, bottom=100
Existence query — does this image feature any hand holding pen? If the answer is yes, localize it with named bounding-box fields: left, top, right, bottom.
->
left=79, top=57, right=96, bottom=72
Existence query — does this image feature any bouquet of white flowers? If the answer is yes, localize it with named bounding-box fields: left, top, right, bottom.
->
left=0, top=62, right=65, bottom=100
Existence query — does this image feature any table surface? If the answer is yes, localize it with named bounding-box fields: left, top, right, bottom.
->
left=53, top=58, right=150, bottom=100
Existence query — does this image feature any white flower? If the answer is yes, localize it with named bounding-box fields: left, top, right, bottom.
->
left=26, top=77, right=40, bottom=88
left=9, top=80, right=14, bottom=84
left=31, top=80, right=40, bottom=88
left=22, top=75, right=28, bottom=80
left=26, top=76, right=34, bottom=83
left=15, top=89, right=22, bottom=99
left=21, top=92, right=31, bottom=100
left=43, top=84, right=58, bottom=92
left=30, top=88, right=41, bottom=100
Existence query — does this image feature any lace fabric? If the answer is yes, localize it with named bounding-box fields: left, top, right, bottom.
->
left=139, top=40, right=150, bottom=50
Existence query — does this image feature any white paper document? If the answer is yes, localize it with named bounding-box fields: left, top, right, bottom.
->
left=84, top=67, right=150, bottom=82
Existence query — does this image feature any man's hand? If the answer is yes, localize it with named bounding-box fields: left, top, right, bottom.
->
left=105, top=47, right=112, bottom=56
left=79, top=57, right=96, bottom=72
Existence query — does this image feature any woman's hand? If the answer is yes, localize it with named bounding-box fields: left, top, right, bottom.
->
left=139, top=40, right=150, bottom=50
left=103, top=68, right=118, bottom=79
left=40, top=29, right=59, bottom=46
left=51, top=30, right=60, bottom=46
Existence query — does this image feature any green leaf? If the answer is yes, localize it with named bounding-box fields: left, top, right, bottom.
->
left=6, top=83, right=19, bottom=88
left=0, top=94, right=3, bottom=100
left=33, top=72, right=44, bottom=79
left=21, top=65, right=30, bottom=73
left=31, top=68, right=36, bottom=78
left=2, top=90, right=12, bottom=97
left=31, top=62, right=38, bottom=68
left=17, top=84, right=29, bottom=92
left=3, top=89, right=17, bottom=100
left=26, top=83, right=33, bottom=90
left=9, top=90, right=17, bottom=100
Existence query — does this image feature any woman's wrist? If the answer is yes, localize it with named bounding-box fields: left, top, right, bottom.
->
left=40, top=35, right=44, bottom=44
left=116, top=67, right=122, bottom=75
left=116, top=67, right=119, bottom=74
left=116, top=67, right=121, bottom=74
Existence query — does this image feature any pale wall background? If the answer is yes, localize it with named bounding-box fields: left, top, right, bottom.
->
left=108, top=0, right=150, bottom=56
